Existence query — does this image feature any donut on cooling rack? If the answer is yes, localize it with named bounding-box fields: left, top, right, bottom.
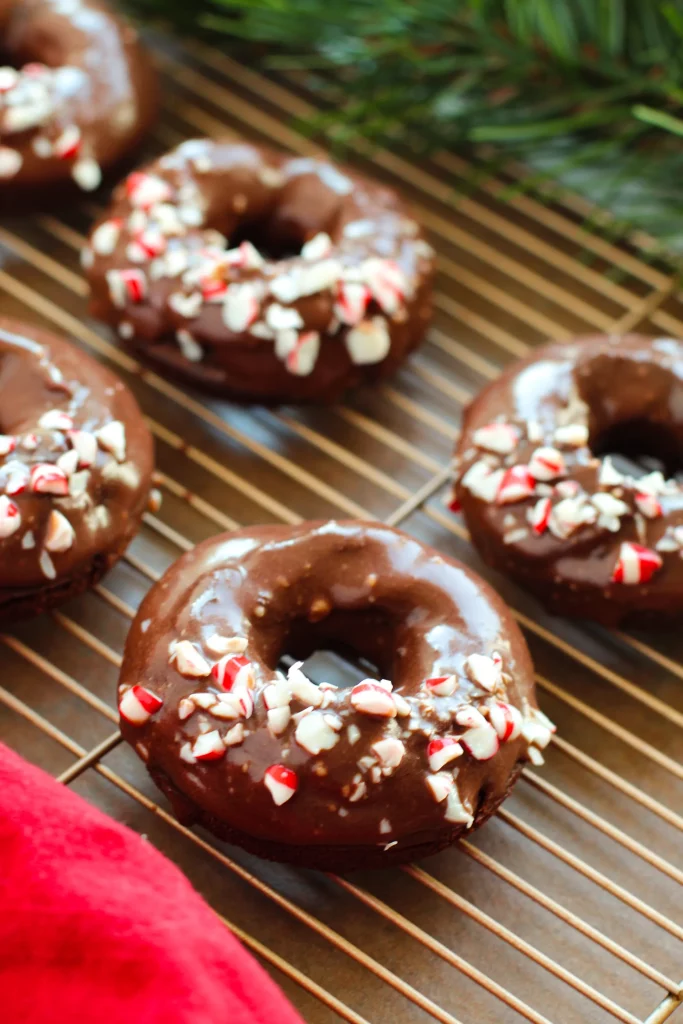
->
left=0, top=0, right=157, bottom=200
left=83, top=139, right=435, bottom=403
left=452, top=333, right=683, bottom=626
left=117, top=521, right=554, bottom=871
left=0, top=317, right=153, bottom=621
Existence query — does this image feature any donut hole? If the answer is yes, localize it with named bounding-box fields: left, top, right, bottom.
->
left=591, top=417, right=683, bottom=479
left=228, top=216, right=303, bottom=262
left=277, top=609, right=394, bottom=689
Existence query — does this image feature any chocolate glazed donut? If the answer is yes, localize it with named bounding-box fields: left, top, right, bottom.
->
left=84, top=140, right=435, bottom=403
left=117, top=521, right=553, bottom=871
left=454, top=333, right=683, bottom=626
left=0, top=318, right=153, bottom=621
left=0, top=0, right=157, bottom=200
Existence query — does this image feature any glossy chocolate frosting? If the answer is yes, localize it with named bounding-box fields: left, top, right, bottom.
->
left=85, top=140, right=435, bottom=403
left=118, top=521, right=549, bottom=869
left=0, top=0, right=157, bottom=195
left=455, top=333, right=683, bottom=625
left=0, top=317, right=153, bottom=618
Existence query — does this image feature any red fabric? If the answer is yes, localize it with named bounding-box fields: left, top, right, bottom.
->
left=0, top=743, right=305, bottom=1024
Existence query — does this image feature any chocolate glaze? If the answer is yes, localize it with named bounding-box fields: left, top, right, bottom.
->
left=86, top=140, right=435, bottom=403
left=118, top=521, right=544, bottom=871
left=0, top=317, right=153, bottom=619
left=0, top=0, right=157, bottom=198
left=455, top=333, right=683, bottom=626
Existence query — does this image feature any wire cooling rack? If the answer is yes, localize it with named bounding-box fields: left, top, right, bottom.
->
left=0, top=31, right=682, bottom=1024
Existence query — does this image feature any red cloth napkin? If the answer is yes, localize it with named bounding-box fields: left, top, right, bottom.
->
left=0, top=742, right=305, bottom=1024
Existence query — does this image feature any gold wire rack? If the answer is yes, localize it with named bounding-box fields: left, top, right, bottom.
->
left=0, top=32, right=682, bottom=1024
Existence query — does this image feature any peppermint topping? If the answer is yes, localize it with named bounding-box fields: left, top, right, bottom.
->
left=0, top=496, right=21, bottom=539
left=528, top=446, right=566, bottom=481
left=464, top=652, right=502, bottom=692
left=612, top=542, right=662, bottom=584
left=192, top=730, right=226, bottom=761
left=425, top=675, right=457, bottom=697
left=427, top=736, right=463, bottom=772
left=264, top=764, right=298, bottom=805
left=119, top=685, right=163, bottom=726
left=350, top=680, right=397, bottom=717
left=472, top=422, right=520, bottom=455
left=169, top=640, right=211, bottom=678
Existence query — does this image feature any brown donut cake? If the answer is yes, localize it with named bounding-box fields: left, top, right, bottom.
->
left=453, top=333, right=683, bottom=626
left=0, top=318, right=153, bottom=621
left=0, top=0, right=157, bottom=200
left=84, top=140, right=435, bottom=403
left=117, top=521, right=553, bottom=871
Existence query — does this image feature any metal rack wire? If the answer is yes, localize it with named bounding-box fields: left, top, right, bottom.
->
left=0, top=33, right=681, bottom=1024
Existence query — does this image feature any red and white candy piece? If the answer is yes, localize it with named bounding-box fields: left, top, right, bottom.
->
left=461, top=461, right=504, bottom=503
left=345, top=317, right=390, bottom=365
left=169, top=640, right=211, bottom=678
left=4, top=463, right=29, bottom=495
left=0, top=434, right=16, bottom=456
left=425, top=674, right=457, bottom=697
left=95, top=420, right=126, bottom=462
left=301, top=232, right=333, bottom=260
left=528, top=446, right=566, bottom=481
left=223, top=282, right=259, bottom=333
left=425, top=773, right=452, bottom=803
left=224, top=240, right=265, bottom=270
left=106, top=268, right=147, bottom=306
left=285, top=331, right=320, bottom=376
left=38, top=409, right=73, bottom=431
left=464, top=652, right=502, bottom=692
left=372, top=737, right=405, bottom=769
left=91, top=218, right=122, bottom=256
left=264, top=764, right=298, bottom=805
left=334, top=281, right=370, bottom=325
left=455, top=707, right=500, bottom=760
left=489, top=701, right=523, bottom=742
left=126, top=172, right=172, bottom=209
left=528, top=496, right=552, bottom=534
left=44, top=510, right=75, bottom=553
left=553, top=423, right=589, bottom=448
left=53, top=125, right=81, bottom=160
left=68, top=429, right=98, bottom=468
left=127, top=228, right=167, bottom=262
left=0, top=495, right=21, bottom=539
left=30, top=463, right=69, bottom=496
left=496, top=465, right=535, bottom=505
left=612, top=542, right=662, bottom=585
left=0, top=147, right=22, bottom=179
left=472, top=422, right=520, bottom=455
left=119, top=685, right=163, bottom=725
left=364, top=258, right=406, bottom=315
left=635, top=491, right=663, bottom=519
left=200, top=276, right=227, bottom=302
left=192, top=730, right=226, bottom=762
left=427, top=735, right=463, bottom=772
left=211, top=653, right=254, bottom=693
left=350, top=680, right=397, bottom=718
left=295, top=710, right=340, bottom=754
left=0, top=68, right=19, bottom=92
left=288, top=662, right=322, bottom=708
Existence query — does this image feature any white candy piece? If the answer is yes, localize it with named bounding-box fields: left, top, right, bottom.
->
left=0, top=495, right=21, bottom=539
left=267, top=706, right=291, bottom=736
left=44, top=510, right=75, bottom=553
left=444, top=785, right=474, bottom=826
left=294, top=709, right=340, bottom=755
left=96, top=420, right=126, bottom=462
left=472, top=422, right=519, bottom=455
left=425, top=773, right=452, bottom=803
left=553, top=423, right=589, bottom=448
left=301, top=232, right=333, bottom=260
left=288, top=661, right=323, bottom=707
left=205, top=634, right=248, bottom=656
left=169, top=639, right=211, bottom=678
left=371, top=737, right=405, bottom=769
left=464, top=652, right=502, bottom=692
left=461, top=461, right=505, bottom=504
left=345, top=317, right=391, bottom=365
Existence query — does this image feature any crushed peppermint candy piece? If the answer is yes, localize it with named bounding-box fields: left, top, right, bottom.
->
left=0, top=434, right=16, bottom=456
left=95, top=420, right=126, bottom=462
left=350, top=680, right=397, bottom=717
left=30, top=463, right=69, bottom=496
left=224, top=723, right=245, bottom=746
left=68, top=430, right=98, bottom=468
left=301, top=232, right=333, bottom=260
left=223, top=282, right=259, bottom=333
left=0, top=495, right=21, bottom=539
left=598, top=456, right=624, bottom=487
left=0, top=147, right=22, bottom=179
left=267, top=706, right=291, bottom=736
left=38, top=409, right=73, bottom=431
left=472, top=422, right=520, bottom=455
left=126, top=172, right=172, bottom=208
left=635, top=491, right=663, bottom=519
left=522, top=707, right=556, bottom=751
left=444, top=785, right=474, bottom=826
left=205, top=634, right=248, bottom=656
left=91, top=218, right=122, bottom=256
left=44, top=510, right=75, bottom=553
left=169, top=640, right=211, bottom=677
left=53, top=124, right=82, bottom=160
left=464, top=652, right=502, bottom=692
left=334, top=281, right=370, bottom=325
left=529, top=446, right=566, bottom=481
left=554, top=423, right=589, bottom=448
left=211, top=653, right=254, bottom=692
left=372, top=737, right=405, bottom=769
left=455, top=707, right=500, bottom=760
left=106, top=268, right=147, bottom=306
left=288, top=661, right=323, bottom=708
left=612, top=542, right=662, bottom=585
left=427, top=736, right=463, bottom=772
left=192, top=730, right=226, bottom=761
left=119, top=685, right=163, bottom=725
left=548, top=496, right=596, bottom=539
left=363, top=258, right=406, bottom=315
left=295, top=709, right=340, bottom=754
left=345, top=317, right=390, bottom=365
left=72, top=158, right=102, bottom=192
left=461, top=462, right=505, bottom=503
left=425, top=773, right=452, bottom=803
left=265, top=304, right=303, bottom=332
left=497, top=465, right=535, bottom=505
left=264, top=764, right=298, bottom=805
left=528, top=496, right=552, bottom=534
left=489, top=702, right=523, bottom=742
left=285, top=331, right=320, bottom=376
left=425, top=675, right=457, bottom=697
